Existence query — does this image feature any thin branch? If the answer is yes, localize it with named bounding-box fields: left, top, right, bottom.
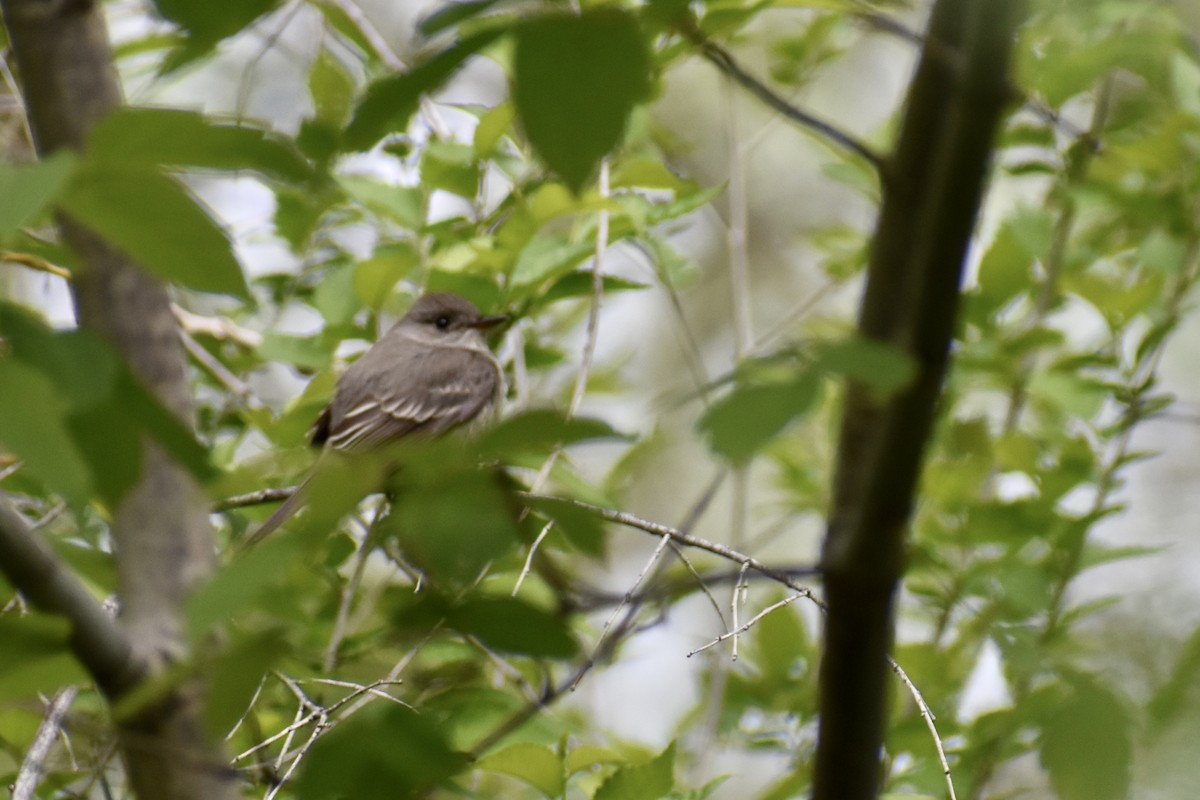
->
left=518, top=492, right=821, bottom=598
left=0, top=496, right=141, bottom=695
left=889, top=657, right=957, bottom=800
left=687, top=592, right=804, bottom=658
left=680, top=25, right=885, bottom=175
left=13, top=687, right=79, bottom=800
left=575, top=531, right=674, bottom=689
left=1, top=249, right=71, bottom=279
left=214, top=487, right=295, bottom=512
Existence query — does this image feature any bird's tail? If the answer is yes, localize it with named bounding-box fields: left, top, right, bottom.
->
left=242, top=478, right=309, bottom=549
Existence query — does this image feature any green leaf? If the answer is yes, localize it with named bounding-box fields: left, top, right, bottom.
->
left=297, top=704, right=466, bottom=799
left=448, top=596, right=578, bottom=658
left=389, top=446, right=520, bottom=584
left=419, top=0, right=503, bottom=37
left=542, top=271, right=649, bottom=304
left=204, top=629, right=288, bottom=737
left=0, top=153, right=75, bottom=243
left=354, top=243, right=418, bottom=309
left=0, top=311, right=215, bottom=501
left=1147, top=624, right=1200, bottom=733
left=312, top=261, right=361, bottom=326
left=1039, top=675, right=1132, bottom=800
left=59, top=165, right=248, bottom=298
left=421, top=141, right=480, bottom=197
left=510, top=235, right=595, bottom=290
left=480, top=410, right=622, bottom=459
left=477, top=742, right=564, bottom=796
left=512, top=8, right=653, bottom=192
left=259, top=331, right=333, bottom=371
left=343, top=28, right=505, bottom=152
left=155, top=0, right=280, bottom=71
left=520, top=494, right=607, bottom=557
left=339, top=176, right=424, bottom=229
left=309, top=50, right=356, bottom=128
left=816, top=336, right=917, bottom=399
left=0, top=360, right=93, bottom=505
left=0, top=615, right=88, bottom=702
left=595, top=741, right=676, bottom=800
left=698, top=375, right=819, bottom=465
left=87, top=107, right=314, bottom=183
left=473, top=101, right=515, bottom=158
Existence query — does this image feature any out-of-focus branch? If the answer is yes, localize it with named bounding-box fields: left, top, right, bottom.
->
left=814, top=2, right=1025, bottom=799
left=0, top=497, right=139, bottom=694
left=1, top=0, right=235, bottom=797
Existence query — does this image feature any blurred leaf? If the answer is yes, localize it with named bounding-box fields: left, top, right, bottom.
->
left=343, top=28, right=505, bottom=152
left=421, top=141, right=480, bottom=197
left=0, top=360, right=93, bottom=505
left=390, top=449, right=520, bottom=584
left=204, top=629, right=288, bottom=737
left=296, top=703, right=466, bottom=799
left=60, top=165, right=249, bottom=298
left=259, top=331, right=333, bottom=371
left=87, top=107, right=314, bottom=183
left=480, top=409, right=622, bottom=459
left=521, top=494, right=607, bottom=556
left=1148, top=623, right=1200, bottom=733
left=477, top=742, right=564, bottom=796
left=154, top=0, right=280, bottom=71
left=698, top=375, right=819, bottom=465
left=512, top=8, right=653, bottom=192
left=448, top=596, right=577, bottom=658
left=566, top=744, right=624, bottom=774
left=510, top=235, right=596, bottom=291
left=426, top=270, right=503, bottom=312
left=474, top=101, right=515, bottom=158
left=312, top=261, right=361, bottom=326
left=542, top=271, right=649, bottom=304
left=0, top=312, right=215, bottom=501
left=419, top=0, right=503, bottom=36
left=816, top=336, right=916, bottom=399
left=1039, top=675, right=1132, bottom=800
left=354, top=243, right=418, bottom=309
left=339, top=177, right=423, bottom=229
left=0, top=153, right=75, bottom=243
left=309, top=50, right=356, bottom=128
left=595, top=741, right=675, bottom=800
left=0, top=615, right=88, bottom=702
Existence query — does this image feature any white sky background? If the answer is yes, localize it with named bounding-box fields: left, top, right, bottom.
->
left=11, top=0, right=1200, bottom=794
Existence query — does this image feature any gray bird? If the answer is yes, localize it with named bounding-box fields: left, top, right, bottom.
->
left=245, top=292, right=506, bottom=546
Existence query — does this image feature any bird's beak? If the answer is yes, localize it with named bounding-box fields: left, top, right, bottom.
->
left=469, top=314, right=508, bottom=330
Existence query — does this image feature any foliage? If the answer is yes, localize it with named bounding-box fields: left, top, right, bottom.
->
left=2, top=0, right=1200, bottom=798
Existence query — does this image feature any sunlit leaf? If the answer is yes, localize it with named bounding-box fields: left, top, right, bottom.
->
left=594, top=741, right=675, bottom=800
left=477, top=743, right=564, bottom=796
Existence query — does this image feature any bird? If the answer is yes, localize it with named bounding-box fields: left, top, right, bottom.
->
left=244, top=292, right=507, bottom=546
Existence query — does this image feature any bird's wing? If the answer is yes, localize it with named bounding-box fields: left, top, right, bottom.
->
left=323, top=348, right=499, bottom=451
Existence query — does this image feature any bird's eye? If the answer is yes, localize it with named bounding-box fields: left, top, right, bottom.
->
left=435, top=315, right=451, bottom=330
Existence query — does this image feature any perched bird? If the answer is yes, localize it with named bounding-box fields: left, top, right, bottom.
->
left=245, top=292, right=506, bottom=546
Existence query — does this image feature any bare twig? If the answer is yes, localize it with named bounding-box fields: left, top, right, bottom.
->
left=687, top=592, right=804, bottom=658
left=13, top=687, right=78, bottom=800
left=889, top=657, right=957, bottom=800
left=680, top=25, right=885, bottom=175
